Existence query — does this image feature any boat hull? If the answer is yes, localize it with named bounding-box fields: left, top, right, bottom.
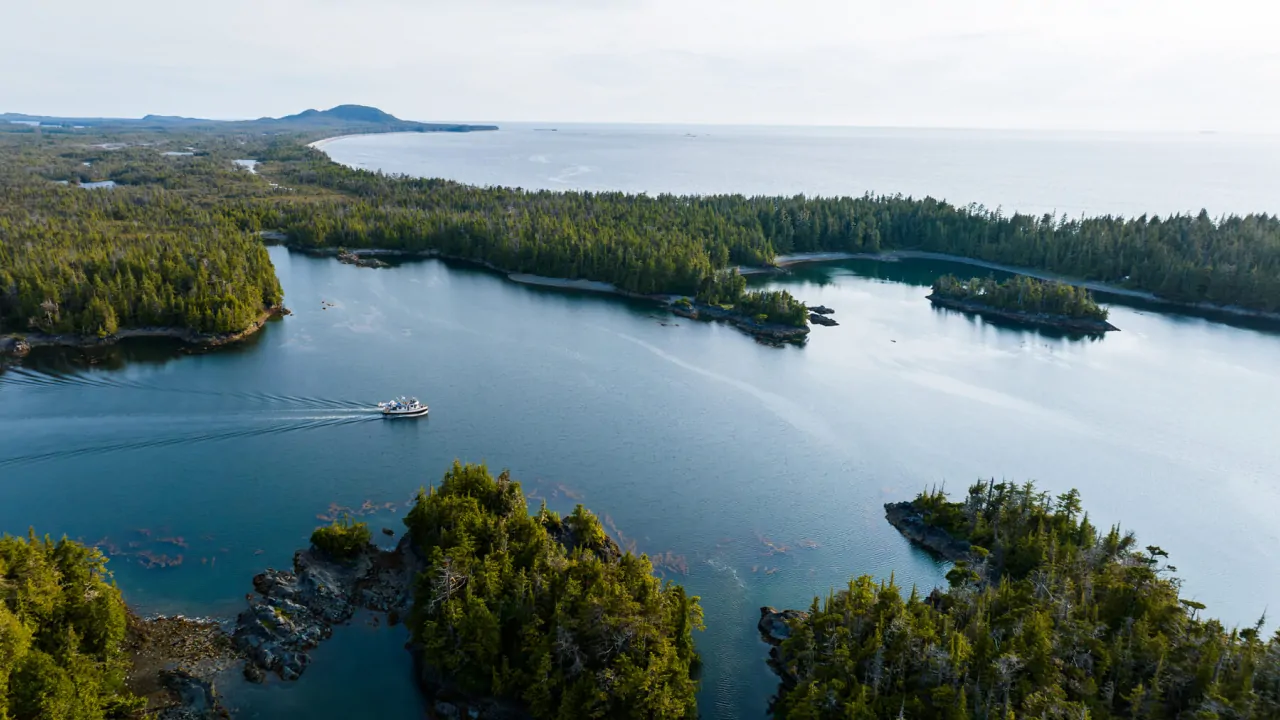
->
left=382, top=407, right=429, bottom=418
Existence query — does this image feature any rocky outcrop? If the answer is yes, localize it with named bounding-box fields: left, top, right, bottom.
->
left=123, top=614, right=239, bottom=719
left=883, top=501, right=971, bottom=561
left=758, top=606, right=808, bottom=645
left=809, top=305, right=835, bottom=315
left=0, top=337, right=31, bottom=357
left=808, top=313, right=838, bottom=326
left=233, top=533, right=422, bottom=682
left=337, top=250, right=390, bottom=268
left=759, top=607, right=809, bottom=701
left=669, top=302, right=810, bottom=343
left=927, top=294, right=1119, bottom=334
left=155, top=670, right=228, bottom=720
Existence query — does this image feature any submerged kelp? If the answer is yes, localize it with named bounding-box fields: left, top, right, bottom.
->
left=403, top=462, right=703, bottom=718
left=768, top=482, right=1280, bottom=719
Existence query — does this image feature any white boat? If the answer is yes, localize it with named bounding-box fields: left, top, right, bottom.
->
left=378, top=397, right=429, bottom=418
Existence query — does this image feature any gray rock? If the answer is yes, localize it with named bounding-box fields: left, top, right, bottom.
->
left=883, top=501, right=972, bottom=561
left=758, top=606, right=808, bottom=646
left=233, top=533, right=423, bottom=682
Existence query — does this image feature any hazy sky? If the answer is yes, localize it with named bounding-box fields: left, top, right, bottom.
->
left=5, top=0, right=1278, bottom=132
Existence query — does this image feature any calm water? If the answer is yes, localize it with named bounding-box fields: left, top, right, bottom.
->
left=323, top=124, right=1280, bottom=217
left=3, top=250, right=1279, bottom=718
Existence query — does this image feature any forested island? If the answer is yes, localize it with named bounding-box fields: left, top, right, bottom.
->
left=759, top=483, right=1280, bottom=719
left=928, top=274, right=1119, bottom=333
left=1, top=463, right=701, bottom=719
left=5, top=107, right=1280, bottom=353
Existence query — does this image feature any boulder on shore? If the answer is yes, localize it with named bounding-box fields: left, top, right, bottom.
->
left=0, top=337, right=31, bottom=357
left=758, top=606, right=809, bottom=646
left=808, top=313, right=838, bottom=326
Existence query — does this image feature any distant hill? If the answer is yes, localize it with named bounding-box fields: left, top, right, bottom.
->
left=275, top=105, right=401, bottom=125
left=0, top=105, right=496, bottom=133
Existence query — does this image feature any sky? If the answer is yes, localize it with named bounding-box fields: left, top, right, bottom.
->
left=4, top=0, right=1279, bottom=132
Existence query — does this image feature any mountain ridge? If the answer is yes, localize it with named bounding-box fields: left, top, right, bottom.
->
left=0, top=105, right=496, bottom=133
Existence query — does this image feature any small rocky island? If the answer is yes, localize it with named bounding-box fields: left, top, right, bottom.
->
left=670, top=299, right=810, bottom=342
left=336, top=249, right=391, bottom=268
left=670, top=270, right=813, bottom=343
left=928, top=274, right=1118, bottom=333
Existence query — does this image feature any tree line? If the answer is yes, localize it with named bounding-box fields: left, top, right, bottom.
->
left=4, top=126, right=1280, bottom=339
left=769, top=483, right=1280, bottom=719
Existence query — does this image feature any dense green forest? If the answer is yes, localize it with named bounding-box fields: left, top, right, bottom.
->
left=403, top=462, right=703, bottom=718
left=4, top=119, right=1280, bottom=340
left=769, top=483, right=1280, bottom=719
left=0, top=531, right=141, bottom=719
left=694, top=270, right=810, bottom=327
left=263, top=146, right=1280, bottom=313
left=931, top=274, right=1110, bottom=321
left=0, top=132, right=283, bottom=337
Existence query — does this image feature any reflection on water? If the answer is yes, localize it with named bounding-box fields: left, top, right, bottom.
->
left=3, top=249, right=1279, bottom=719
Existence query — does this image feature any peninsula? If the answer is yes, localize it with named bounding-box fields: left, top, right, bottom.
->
left=927, top=274, right=1119, bottom=333
left=758, top=483, right=1279, bottom=719
left=4, top=102, right=1280, bottom=357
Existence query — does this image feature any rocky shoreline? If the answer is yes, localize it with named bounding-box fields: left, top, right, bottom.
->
left=124, top=613, right=241, bottom=719
left=883, top=500, right=972, bottom=561
left=233, top=533, right=422, bottom=682
left=669, top=301, right=810, bottom=343
left=927, top=294, right=1119, bottom=333
left=758, top=607, right=809, bottom=710
left=337, top=249, right=390, bottom=268
left=0, top=306, right=287, bottom=358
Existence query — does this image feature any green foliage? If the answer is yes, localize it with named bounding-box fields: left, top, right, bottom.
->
left=0, top=132, right=283, bottom=337
left=772, top=483, right=1280, bottom=719
left=0, top=530, right=143, bottom=719
left=403, top=462, right=703, bottom=718
left=6, top=125, right=1280, bottom=341
left=267, top=148, right=1280, bottom=313
left=932, top=274, right=1110, bottom=321
left=310, top=516, right=372, bottom=560
left=695, top=271, right=808, bottom=327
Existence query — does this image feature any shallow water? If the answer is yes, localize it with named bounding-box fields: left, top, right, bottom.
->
left=2, top=248, right=1278, bottom=718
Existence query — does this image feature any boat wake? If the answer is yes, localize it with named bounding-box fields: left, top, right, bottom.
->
left=0, top=366, right=367, bottom=410
left=0, top=413, right=376, bottom=469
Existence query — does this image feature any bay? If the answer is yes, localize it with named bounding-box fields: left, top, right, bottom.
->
left=4, top=125, right=1280, bottom=718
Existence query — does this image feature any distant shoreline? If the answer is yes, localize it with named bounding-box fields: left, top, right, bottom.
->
left=0, top=307, right=284, bottom=357
left=739, top=251, right=1280, bottom=323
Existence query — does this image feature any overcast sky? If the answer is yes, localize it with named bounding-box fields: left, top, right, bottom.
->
left=5, top=0, right=1278, bottom=132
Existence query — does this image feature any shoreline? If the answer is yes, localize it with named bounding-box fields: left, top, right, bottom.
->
left=740, top=250, right=1280, bottom=322
left=927, top=294, right=1119, bottom=333
left=0, top=306, right=285, bottom=357
left=307, top=125, right=500, bottom=151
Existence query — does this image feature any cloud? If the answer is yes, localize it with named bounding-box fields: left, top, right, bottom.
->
left=3, top=0, right=1278, bottom=131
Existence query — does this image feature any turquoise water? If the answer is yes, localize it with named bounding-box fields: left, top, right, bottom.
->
left=3, top=249, right=1279, bottom=718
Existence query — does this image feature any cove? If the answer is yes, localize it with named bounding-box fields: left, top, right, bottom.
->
left=2, top=248, right=1278, bottom=718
